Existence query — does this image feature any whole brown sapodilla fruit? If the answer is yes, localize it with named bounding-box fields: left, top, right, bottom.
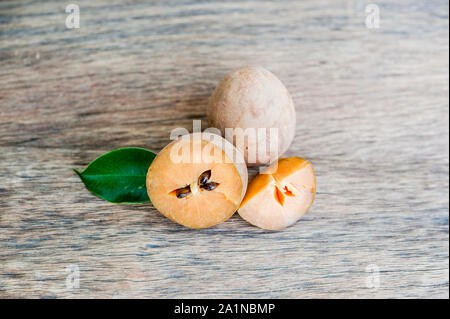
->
left=207, top=66, right=296, bottom=166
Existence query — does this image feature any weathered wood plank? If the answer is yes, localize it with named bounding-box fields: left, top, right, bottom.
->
left=0, top=0, right=448, bottom=298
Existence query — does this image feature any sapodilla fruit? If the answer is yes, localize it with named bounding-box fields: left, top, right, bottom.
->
left=146, top=133, right=248, bottom=229
left=207, top=66, right=296, bottom=166
left=239, top=157, right=316, bottom=230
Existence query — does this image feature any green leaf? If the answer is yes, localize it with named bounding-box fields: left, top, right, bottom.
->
left=74, top=148, right=156, bottom=204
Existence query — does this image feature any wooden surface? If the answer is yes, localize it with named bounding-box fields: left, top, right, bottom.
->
left=0, top=0, right=448, bottom=299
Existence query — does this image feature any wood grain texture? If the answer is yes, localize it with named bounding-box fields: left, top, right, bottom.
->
left=0, top=0, right=448, bottom=298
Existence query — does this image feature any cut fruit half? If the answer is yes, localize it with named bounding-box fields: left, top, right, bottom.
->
left=238, top=157, right=316, bottom=230
left=147, top=133, right=248, bottom=229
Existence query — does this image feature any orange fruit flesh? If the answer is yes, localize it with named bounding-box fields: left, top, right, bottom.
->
left=239, top=157, right=316, bottom=230
left=147, top=136, right=246, bottom=229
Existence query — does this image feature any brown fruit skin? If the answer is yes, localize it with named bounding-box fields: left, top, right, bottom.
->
left=207, top=66, right=296, bottom=166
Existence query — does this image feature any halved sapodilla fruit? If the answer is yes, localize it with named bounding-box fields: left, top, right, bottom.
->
left=239, top=157, right=316, bottom=230
left=146, top=133, right=248, bottom=229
